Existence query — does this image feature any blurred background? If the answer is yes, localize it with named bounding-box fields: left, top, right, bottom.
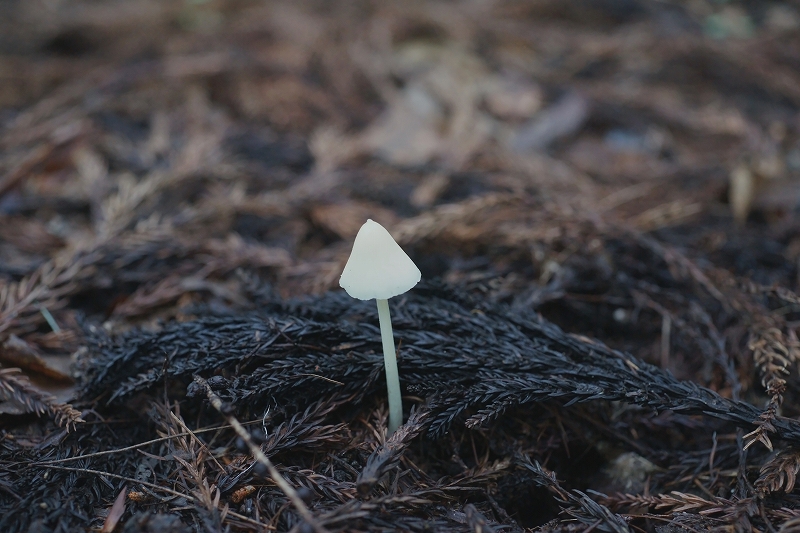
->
left=2, top=0, right=800, bottom=392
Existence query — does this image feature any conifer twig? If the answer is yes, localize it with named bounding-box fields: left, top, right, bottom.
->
left=191, top=375, right=327, bottom=533
left=0, top=367, right=83, bottom=429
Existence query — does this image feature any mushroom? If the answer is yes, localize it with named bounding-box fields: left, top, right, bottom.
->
left=340, top=219, right=421, bottom=434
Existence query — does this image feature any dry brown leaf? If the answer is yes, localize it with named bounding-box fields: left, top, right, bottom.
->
left=100, top=486, right=127, bottom=533
left=1, top=334, right=72, bottom=382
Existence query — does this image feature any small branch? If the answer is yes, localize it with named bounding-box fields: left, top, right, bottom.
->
left=32, top=419, right=262, bottom=465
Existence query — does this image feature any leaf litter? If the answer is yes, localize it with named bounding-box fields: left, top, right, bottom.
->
left=3, top=0, right=800, bottom=531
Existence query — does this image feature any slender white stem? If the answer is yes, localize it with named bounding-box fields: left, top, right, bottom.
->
left=376, top=298, right=402, bottom=434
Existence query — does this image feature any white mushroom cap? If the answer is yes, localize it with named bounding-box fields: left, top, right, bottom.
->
left=340, top=219, right=421, bottom=300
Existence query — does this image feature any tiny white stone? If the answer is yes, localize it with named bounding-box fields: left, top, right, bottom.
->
left=340, top=219, right=421, bottom=300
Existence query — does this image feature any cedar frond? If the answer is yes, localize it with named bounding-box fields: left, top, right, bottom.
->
left=356, top=408, right=430, bottom=495
left=517, top=455, right=631, bottom=533
left=743, top=324, right=798, bottom=451
left=601, top=491, right=726, bottom=514
left=756, top=447, right=800, bottom=494
left=0, top=367, right=83, bottom=430
left=261, top=397, right=352, bottom=456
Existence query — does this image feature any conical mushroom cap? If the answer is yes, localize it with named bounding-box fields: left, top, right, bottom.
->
left=340, top=219, right=421, bottom=300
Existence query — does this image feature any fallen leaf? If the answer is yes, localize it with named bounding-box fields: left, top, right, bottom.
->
left=1, top=335, right=72, bottom=383
left=101, top=486, right=127, bottom=533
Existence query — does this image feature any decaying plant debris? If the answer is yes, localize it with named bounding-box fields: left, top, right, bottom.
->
left=3, top=0, right=800, bottom=531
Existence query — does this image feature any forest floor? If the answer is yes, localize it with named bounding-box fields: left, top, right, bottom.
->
left=3, top=1, right=800, bottom=532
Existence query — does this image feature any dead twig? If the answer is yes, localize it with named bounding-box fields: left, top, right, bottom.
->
left=191, top=375, right=327, bottom=533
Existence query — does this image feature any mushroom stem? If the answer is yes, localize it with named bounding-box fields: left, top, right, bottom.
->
left=376, top=298, right=402, bottom=434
